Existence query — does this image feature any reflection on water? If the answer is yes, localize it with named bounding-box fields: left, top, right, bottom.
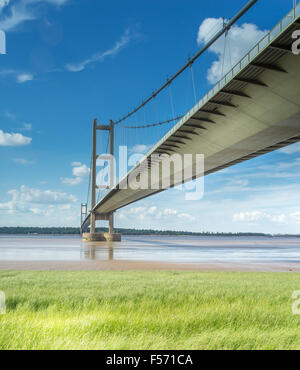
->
left=1, top=234, right=300, bottom=264
left=82, top=242, right=115, bottom=261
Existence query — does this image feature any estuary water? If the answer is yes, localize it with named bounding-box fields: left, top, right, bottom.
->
left=0, top=234, right=300, bottom=265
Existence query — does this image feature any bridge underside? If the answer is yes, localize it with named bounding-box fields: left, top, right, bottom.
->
left=82, top=10, right=300, bottom=232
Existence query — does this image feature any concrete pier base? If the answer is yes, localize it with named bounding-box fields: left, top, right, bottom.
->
left=82, top=232, right=121, bottom=242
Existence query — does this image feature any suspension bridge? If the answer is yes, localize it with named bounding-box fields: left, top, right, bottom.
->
left=81, top=1, right=300, bottom=241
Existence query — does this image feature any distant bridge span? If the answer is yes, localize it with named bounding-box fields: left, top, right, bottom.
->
left=82, top=4, right=300, bottom=237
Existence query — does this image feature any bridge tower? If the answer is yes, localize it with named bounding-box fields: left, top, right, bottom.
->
left=82, top=119, right=121, bottom=242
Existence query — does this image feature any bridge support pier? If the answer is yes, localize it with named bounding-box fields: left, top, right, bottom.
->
left=82, top=232, right=121, bottom=242
left=82, top=211, right=121, bottom=242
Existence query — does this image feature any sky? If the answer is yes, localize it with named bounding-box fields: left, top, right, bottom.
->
left=0, top=0, right=300, bottom=233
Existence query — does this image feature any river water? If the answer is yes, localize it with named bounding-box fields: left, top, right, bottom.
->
left=1, top=234, right=300, bottom=265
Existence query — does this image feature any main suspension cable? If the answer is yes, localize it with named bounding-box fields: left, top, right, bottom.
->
left=123, top=115, right=183, bottom=129
left=112, top=0, right=258, bottom=125
left=190, top=63, right=197, bottom=104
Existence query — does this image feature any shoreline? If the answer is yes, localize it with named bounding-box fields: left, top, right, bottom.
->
left=0, top=260, right=299, bottom=272
left=2, top=233, right=300, bottom=237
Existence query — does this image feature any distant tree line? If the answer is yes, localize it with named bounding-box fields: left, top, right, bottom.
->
left=0, top=227, right=298, bottom=237
left=0, top=227, right=81, bottom=235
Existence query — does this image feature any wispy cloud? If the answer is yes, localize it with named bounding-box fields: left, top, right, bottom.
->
left=3, top=111, right=16, bottom=120
left=0, top=69, right=34, bottom=83
left=66, top=29, right=133, bottom=72
left=0, top=0, right=69, bottom=32
left=233, top=211, right=287, bottom=224
left=0, top=1, right=10, bottom=12
left=0, top=1, right=34, bottom=31
left=22, top=123, right=32, bottom=131
left=3, top=114, right=34, bottom=132
left=13, top=158, right=34, bottom=165
left=0, top=1, right=69, bottom=84
left=17, top=73, right=33, bottom=83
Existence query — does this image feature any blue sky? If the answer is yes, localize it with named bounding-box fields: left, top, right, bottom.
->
left=1, top=0, right=300, bottom=233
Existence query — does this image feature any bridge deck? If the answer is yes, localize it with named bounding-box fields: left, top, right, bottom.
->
left=82, top=5, right=300, bottom=231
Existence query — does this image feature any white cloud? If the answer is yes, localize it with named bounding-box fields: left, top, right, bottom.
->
left=290, top=212, right=300, bottom=224
left=233, top=208, right=300, bottom=227
left=0, top=184, right=78, bottom=226
left=0, top=1, right=33, bottom=31
left=0, top=69, right=34, bottom=83
left=197, top=18, right=267, bottom=84
left=272, top=214, right=287, bottom=223
left=0, top=0, right=69, bottom=32
left=114, top=179, right=300, bottom=233
left=17, top=73, right=33, bottom=83
left=163, top=208, right=178, bottom=216
left=0, top=130, right=32, bottom=146
left=61, top=162, right=90, bottom=186
left=148, top=206, right=157, bottom=215
left=119, top=206, right=158, bottom=221
left=0, top=185, right=77, bottom=213
left=177, top=213, right=196, bottom=222
left=233, top=211, right=286, bottom=224
left=72, top=161, right=82, bottom=167
left=130, top=144, right=152, bottom=154
left=59, top=204, right=71, bottom=211
left=61, top=177, right=84, bottom=186
left=66, top=29, right=132, bottom=72
left=0, top=1, right=10, bottom=12
left=118, top=205, right=196, bottom=224
left=72, top=164, right=90, bottom=178
left=9, top=185, right=77, bottom=204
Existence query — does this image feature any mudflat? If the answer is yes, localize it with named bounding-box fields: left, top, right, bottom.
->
left=0, top=260, right=299, bottom=272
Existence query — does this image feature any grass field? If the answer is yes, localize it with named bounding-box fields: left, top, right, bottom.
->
left=0, top=270, right=300, bottom=350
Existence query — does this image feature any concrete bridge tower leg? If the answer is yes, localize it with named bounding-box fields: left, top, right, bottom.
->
left=82, top=119, right=121, bottom=242
left=109, top=212, right=114, bottom=235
